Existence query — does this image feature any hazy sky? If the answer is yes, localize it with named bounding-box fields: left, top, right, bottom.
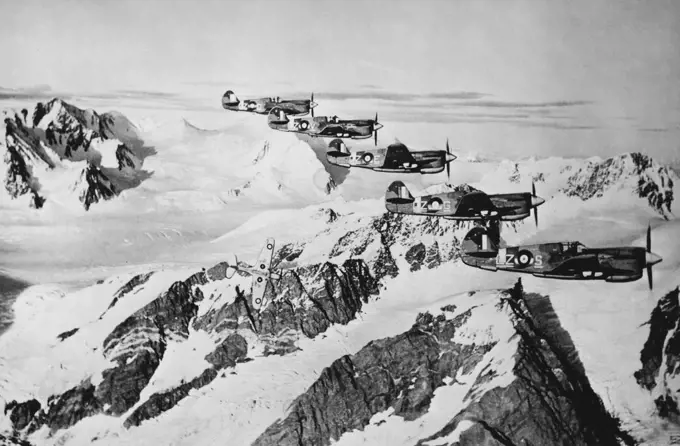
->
left=1, top=0, right=679, bottom=161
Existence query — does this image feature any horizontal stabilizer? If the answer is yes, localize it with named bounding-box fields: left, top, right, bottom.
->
left=385, top=181, right=414, bottom=204
left=222, top=90, right=239, bottom=107
left=268, top=106, right=289, bottom=124
left=327, top=139, right=351, bottom=157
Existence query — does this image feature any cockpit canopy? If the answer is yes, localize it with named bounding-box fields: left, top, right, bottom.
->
left=562, top=241, right=587, bottom=254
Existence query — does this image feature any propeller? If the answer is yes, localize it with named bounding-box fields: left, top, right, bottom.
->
left=644, top=224, right=663, bottom=290
left=445, top=138, right=457, bottom=184
left=528, top=182, right=545, bottom=227
left=311, top=92, right=315, bottom=118
left=374, top=112, right=380, bottom=146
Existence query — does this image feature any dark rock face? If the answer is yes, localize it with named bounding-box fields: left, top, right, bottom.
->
left=100, top=272, right=156, bottom=318
left=405, top=243, right=426, bottom=272
left=3, top=400, right=41, bottom=431
left=123, top=368, right=218, bottom=428
left=115, top=143, right=137, bottom=170
left=75, top=163, right=117, bottom=211
left=56, top=328, right=79, bottom=342
left=252, top=281, right=634, bottom=446
left=204, top=333, right=248, bottom=368
left=635, top=287, right=680, bottom=422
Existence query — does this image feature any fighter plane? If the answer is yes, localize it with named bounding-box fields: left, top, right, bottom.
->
left=460, top=224, right=663, bottom=289
left=224, top=238, right=282, bottom=311
left=222, top=90, right=317, bottom=116
left=326, top=138, right=457, bottom=175
left=385, top=181, right=545, bottom=223
left=268, top=107, right=383, bottom=145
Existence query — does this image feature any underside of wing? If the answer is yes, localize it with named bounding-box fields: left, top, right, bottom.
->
left=256, top=238, right=275, bottom=272
left=383, top=144, right=417, bottom=169
left=542, top=254, right=599, bottom=277
left=251, top=275, right=268, bottom=310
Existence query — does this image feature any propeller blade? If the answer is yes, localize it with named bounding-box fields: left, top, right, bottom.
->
left=446, top=138, right=451, bottom=184
left=647, top=265, right=653, bottom=290
left=374, top=112, right=379, bottom=146
left=647, top=224, right=651, bottom=253
left=532, top=182, right=538, bottom=227
left=311, top=92, right=315, bottom=117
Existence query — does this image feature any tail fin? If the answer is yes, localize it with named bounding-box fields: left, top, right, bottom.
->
left=225, top=253, right=238, bottom=279
left=327, top=139, right=351, bottom=157
left=460, top=226, right=500, bottom=271
left=462, top=226, right=499, bottom=257
left=222, top=90, right=240, bottom=108
left=268, top=106, right=289, bottom=125
left=385, top=181, right=414, bottom=204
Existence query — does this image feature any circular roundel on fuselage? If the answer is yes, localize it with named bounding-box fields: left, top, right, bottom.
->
left=246, top=101, right=257, bottom=110
left=260, top=263, right=266, bottom=269
left=362, top=153, right=374, bottom=164
left=257, top=277, right=263, bottom=283
left=426, top=197, right=444, bottom=212
left=515, top=250, right=533, bottom=267
left=299, top=121, right=309, bottom=130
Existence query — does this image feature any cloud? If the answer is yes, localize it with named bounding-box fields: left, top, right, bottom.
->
left=638, top=127, right=668, bottom=133
left=312, top=90, right=488, bottom=102
left=0, top=85, right=60, bottom=101
left=451, top=99, right=593, bottom=108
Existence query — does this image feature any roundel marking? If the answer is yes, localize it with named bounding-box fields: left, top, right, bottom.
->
left=267, top=244, right=273, bottom=250
left=257, top=277, right=263, bottom=283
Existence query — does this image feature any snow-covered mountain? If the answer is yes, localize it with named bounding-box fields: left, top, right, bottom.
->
left=1, top=183, right=678, bottom=445
left=1, top=98, right=152, bottom=211
left=1, top=98, right=680, bottom=446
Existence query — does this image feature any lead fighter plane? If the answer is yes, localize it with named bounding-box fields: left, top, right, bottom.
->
left=385, top=181, right=545, bottom=223
left=268, top=107, right=383, bottom=144
left=460, top=225, right=663, bottom=289
left=326, top=138, right=457, bottom=174
left=223, top=238, right=282, bottom=311
left=222, top=90, right=317, bottom=116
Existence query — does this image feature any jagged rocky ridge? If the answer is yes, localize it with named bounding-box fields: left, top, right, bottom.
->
left=635, top=286, right=680, bottom=423
left=252, top=280, right=635, bottom=446
left=561, top=152, right=675, bottom=218
left=3, top=256, right=378, bottom=437
left=1, top=98, right=152, bottom=210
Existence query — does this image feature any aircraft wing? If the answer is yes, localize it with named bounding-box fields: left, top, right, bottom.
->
left=251, top=275, right=268, bottom=310
left=256, top=238, right=275, bottom=272
left=383, top=144, right=417, bottom=170
left=453, top=191, right=496, bottom=216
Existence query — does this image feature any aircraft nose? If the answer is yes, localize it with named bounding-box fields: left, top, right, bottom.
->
left=310, top=101, right=318, bottom=108
left=374, top=123, right=384, bottom=130
left=531, top=195, right=545, bottom=207
left=445, top=152, right=457, bottom=163
left=645, top=251, right=663, bottom=267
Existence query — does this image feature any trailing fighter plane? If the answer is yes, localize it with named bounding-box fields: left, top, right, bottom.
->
left=224, top=238, right=282, bottom=311
left=326, top=138, right=457, bottom=175
left=268, top=107, right=383, bottom=145
left=460, top=225, right=663, bottom=289
left=385, top=181, right=545, bottom=223
left=222, top=90, right=317, bottom=116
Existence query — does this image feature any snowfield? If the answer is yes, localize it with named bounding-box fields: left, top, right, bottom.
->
left=1, top=97, right=679, bottom=445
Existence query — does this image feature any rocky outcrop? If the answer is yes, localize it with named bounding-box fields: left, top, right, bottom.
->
left=72, top=163, right=117, bottom=210
left=193, top=259, right=378, bottom=344
left=100, top=272, right=156, bottom=318
left=252, top=280, right=634, bottom=446
left=115, top=143, right=138, bottom=170
left=635, top=287, right=680, bottom=421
